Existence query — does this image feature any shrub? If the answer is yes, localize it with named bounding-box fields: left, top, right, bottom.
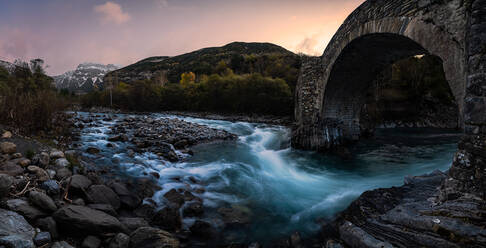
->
left=0, top=59, right=67, bottom=133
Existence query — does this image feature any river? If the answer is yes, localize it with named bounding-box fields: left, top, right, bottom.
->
left=76, top=112, right=460, bottom=244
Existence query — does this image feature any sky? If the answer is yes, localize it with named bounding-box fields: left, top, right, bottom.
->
left=0, top=0, right=364, bottom=75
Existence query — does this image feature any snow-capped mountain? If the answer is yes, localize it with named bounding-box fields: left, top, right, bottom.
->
left=54, top=63, right=119, bottom=93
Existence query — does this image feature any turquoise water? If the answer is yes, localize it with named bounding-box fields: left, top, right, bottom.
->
left=77, top=113, right=460, bottom=243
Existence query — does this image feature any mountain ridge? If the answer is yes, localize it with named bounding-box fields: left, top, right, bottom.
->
left=54, top=63, right=119, bottom=93
left=106, top=41, right=300, bottom=86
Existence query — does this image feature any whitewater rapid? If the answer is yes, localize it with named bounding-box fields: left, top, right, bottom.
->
left=77, top=112, right=459, bottom=243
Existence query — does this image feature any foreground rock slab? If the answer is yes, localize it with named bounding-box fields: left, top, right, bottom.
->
left=0, top=208, right=35, bottom=248
left=53, top=205, right=126, bottom=235
left=325, top=154, right=486, bottom=248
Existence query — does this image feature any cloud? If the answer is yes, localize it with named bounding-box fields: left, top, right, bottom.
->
left=94, top=2, right=131, bottom=24
left=296, top=36, right=320, bottom=56
left=155, top=0, right=169, bottom=8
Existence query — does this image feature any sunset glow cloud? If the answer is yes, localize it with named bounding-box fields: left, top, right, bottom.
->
left=0, top=0, right=365, bottom=75
left=94, top=2, right=131, bottom=24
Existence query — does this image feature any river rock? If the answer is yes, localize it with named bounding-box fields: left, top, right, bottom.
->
left=36, top=216, right=59, bottom=239
left=86, top=147, right=100, bottom=154
left=108, top=134, right=128, bottom=142
left=119, top=217, right=149, bottom=232
left=151, top=207, right=182, bottom=231
left=55, top=158, right=70, bottom=167
left=1, top=131, right=12, bottom=138
left=109, top=233, right=130, bottom=248
left=29, top=191, right=57, bottom=212
left=86, top=185, right=121, bottom=210
left=34, top=231, right=52, bottom=246
left=82, top=235, right=101, bottom=248
left=41, top=180, right=61, bottom=196
left=0, top=161, right=23, bottom=176
left=50, top=150, right=65, bottom=159
left=56, top=168, right=72, bottom=180
left=68, top=175, right=92, bottom=190
left=11, top=153, right=22, bottom=159
left=0, top=208, right=36, bottom=248
left=0, top=142, right=16, bottom=154
left=33, top=152, right=50, bottom=167
left=6, top=198, right=47, bottom=220
left=0, top=173, right=14, bottom=197
left=27, top=165, right=50, bottom=181
left=110, top=182, right=141, bottom=209
left=163, top=188, right=185, bottom=207
left=53, top=205, right=125, bottom=235
left=129, top=227, right=179, bottom=248
left=18, top=158, right=31, bottom=167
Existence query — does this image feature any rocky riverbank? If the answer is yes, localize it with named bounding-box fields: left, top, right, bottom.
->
left=71, top=113, right=237, bottom=162
left=0, top=112, right=240, bottom=248
left=78, top=106, right=292, bottom=126
left=0, top=130, right=185, bottom=247
left=324, top=135, right=486, bottom=247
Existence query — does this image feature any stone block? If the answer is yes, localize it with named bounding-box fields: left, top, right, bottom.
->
left=464, top=97, right=486, bottom=125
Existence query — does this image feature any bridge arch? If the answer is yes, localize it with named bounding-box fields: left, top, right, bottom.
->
left=292, top=0, right=485, bottom=151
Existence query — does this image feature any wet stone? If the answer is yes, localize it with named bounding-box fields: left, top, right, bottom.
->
left=34, top=231, right=52, bottom=246
left=41, top=180, right=61, bottom=196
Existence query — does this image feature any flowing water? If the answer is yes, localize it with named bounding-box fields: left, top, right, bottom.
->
left=76, top=112, right=460, bottom=244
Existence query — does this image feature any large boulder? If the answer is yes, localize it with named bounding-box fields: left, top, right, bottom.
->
left=68, top=175, right=92, bottom=191
left=86, top=185, right=121, bottom=210
left=0, top=208, right=36, bottom=248
left=29, top=191, right=57, bottom=212
left=0, top=142, right=16, bottom=154
left=86, top=204, right=117, bottom=216
left=129, top=227, right=179, bottom=248
left=53, top=205, right=125, bottom=235
left=6, top=198, right=48, bottom=220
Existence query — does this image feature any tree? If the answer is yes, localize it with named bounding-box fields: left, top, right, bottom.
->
left=180, top=72, right=196, bottom=88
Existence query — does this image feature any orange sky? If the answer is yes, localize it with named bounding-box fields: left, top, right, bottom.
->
left=0, top=0, right=365, bottom=75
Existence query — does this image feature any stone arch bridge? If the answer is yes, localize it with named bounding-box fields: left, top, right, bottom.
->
left=292, top=0, right=486, bottom=151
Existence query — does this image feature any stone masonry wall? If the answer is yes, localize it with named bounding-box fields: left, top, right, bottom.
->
left=292, top=0, right=474, bottom=151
